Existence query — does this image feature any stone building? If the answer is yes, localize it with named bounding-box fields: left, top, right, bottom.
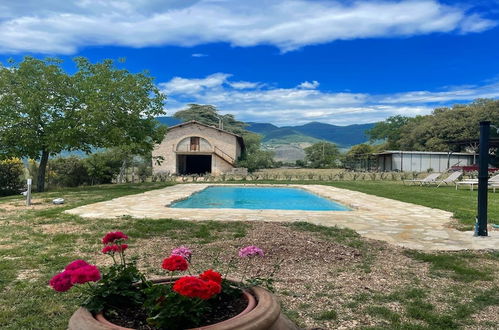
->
left=152, top=121, right=245, bottom=175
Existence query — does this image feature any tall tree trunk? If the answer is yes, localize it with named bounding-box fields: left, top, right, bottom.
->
left=37, top=150, right=49, bottom=192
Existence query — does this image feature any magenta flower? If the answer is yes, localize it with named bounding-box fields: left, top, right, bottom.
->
left=49, top=271, right=73, bottom=292
left=102, top=231, right=128, bottom=244
left=171, top=246, right=192, bottom=260
left=64, top=259, right=90, bottom=271
left=239, top=245, right=264, bottom=258
left=102, top=244, right=128, bottom=254
left=70, top=265, right=101, bottom=284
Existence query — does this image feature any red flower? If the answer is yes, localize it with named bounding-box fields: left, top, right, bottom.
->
left=49, top=271, right=73, bottom=292
left=173, top=276, right=218, bottom=300
left=102, top=244, right=128, bottom=254
left=173, top=276, right=204, bottom=298
left=70, top=265, right=101, bottom=284
left=199, top=269, right=222, bottom=285
left=162, top=255, right=188, bottom=272
left=102, top=231, right=128, bottom=244
left=64, top=259, right=90, bottom=271
left=204, top=280, right=222, bottom=297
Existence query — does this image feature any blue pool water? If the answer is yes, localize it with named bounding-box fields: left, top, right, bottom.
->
left=171, top=186, right=350, bottom=211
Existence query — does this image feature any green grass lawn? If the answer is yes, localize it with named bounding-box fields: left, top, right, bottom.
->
left=0, top=181, right=498, bottom=329
left=326, top=181, right=498, bottom=230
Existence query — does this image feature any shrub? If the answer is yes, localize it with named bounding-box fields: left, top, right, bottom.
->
left=0, top=158, right=25, bottom=196
left=49, top=156, right=90, bottom=187
left=84, top=150, right=127, bottom=185
left=237, top=150, right=275, bottom=172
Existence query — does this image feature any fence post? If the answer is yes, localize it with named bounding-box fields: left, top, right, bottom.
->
left=26, top=178, right=32, bottom=206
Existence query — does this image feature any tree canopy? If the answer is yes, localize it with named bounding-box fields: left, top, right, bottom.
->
left=368, top=99, right=499, bottom=153
left=304, top=141, right=340, bottom=168
left=174, top=104, right=247, bottom=135
left=367, top=115, right=414, bottom=149
left=398, top=99, right=499, bottom=152
left=0, top=57, right=166, bottom=191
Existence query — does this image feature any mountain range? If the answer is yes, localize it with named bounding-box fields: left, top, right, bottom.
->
left=245, top=121, right=374, bottom=147
left=156, top=116, right=375, bottom=148
left=58, top=117, right=375, bottom=161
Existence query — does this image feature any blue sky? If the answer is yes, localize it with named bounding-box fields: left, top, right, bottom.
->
left=1, top=0, right=498, bottom=126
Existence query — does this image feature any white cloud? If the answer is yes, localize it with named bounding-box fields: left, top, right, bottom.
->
left=229, top=81, right=261, bottom=89
left=191, top=53, right=208, bottom=57
left=160, top=73, right=499, bottom=126
left=298, top=81, right=320, bottom=89
left=159, top=73, right=231, bottom=95
left=0, top=0, right=495, bottom=54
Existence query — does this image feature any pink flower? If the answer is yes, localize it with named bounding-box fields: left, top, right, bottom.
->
left=171, top=246, right=192, bottom=260
left=49, top=271, right=73, bottom=292
left=102, top=231, right=128, bottom=244
left=65, top=259, right=90, bottom=271
left=70, top=265, right=101, bottom=284
left=239, top=245, right=264, bottom=258
left=102, top=244, right=128, bottom=254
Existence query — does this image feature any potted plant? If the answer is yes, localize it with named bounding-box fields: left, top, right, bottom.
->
left=49, top=231, right=298, bottom=329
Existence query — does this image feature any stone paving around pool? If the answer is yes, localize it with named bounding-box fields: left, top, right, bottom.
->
left=66, top=184, right=499, bottom=251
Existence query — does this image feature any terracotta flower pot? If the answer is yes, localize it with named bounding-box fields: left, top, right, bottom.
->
left=68, top=279, right=298, bottom=330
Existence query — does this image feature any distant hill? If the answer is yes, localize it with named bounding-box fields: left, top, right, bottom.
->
left=54, top=117, right=372, bottom=161
left=244, top=122, right=279, bottom=135
left=247, top=121, right=374, bottom=147
left=286, top=122, right=374, bottom=147
left=155, top=117, right=375, bottom=162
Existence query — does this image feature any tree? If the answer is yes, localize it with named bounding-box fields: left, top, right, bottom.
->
left=174, top=104, right=247, bottom=134
left=367, top=115, right=414, bottom=149
left=236, top=133, right=274, bottom=171
left=0, top=57, right=166, bottom=192
left=398, top=99, right=499, bottom=152
left=346, top=144, right=376, bottom=157
left=343, top=144, right=377, bottom=170
left=304, top=142, right=340, bottom=168
left=49, top=156, right=90, bottom=187
left=84, top=149, right=129, bottom=185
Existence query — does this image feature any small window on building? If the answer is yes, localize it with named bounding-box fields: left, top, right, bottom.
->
left=190, top=137, right=200, bottom=151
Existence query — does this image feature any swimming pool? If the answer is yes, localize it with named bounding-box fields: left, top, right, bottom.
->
left=170, top=186, right=350, bottom=211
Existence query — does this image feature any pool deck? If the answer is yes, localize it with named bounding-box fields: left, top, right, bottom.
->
left=65, top=184, right=499, bottom=251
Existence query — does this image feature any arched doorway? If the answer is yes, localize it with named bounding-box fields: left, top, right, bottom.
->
left=176, top=136, right=213, bottom=175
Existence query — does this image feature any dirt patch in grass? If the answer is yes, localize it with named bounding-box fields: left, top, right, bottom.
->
left=0, top=198, right=61, bottom=212
left=1, top=202, right=497, bottom=330
left=0, top=243, right=17, bottom=250
left=37, top=223, right=89, bottom=235
left=15, top=269, right=40, bottom=281
left=91, top=221, right=498, bottom=329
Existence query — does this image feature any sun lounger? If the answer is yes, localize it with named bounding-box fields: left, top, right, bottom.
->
left=432, top=171, right=463, bottom=187
left=403, top=173, right=441, bottom=185
left=455, top=173, right=499, bottom=191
